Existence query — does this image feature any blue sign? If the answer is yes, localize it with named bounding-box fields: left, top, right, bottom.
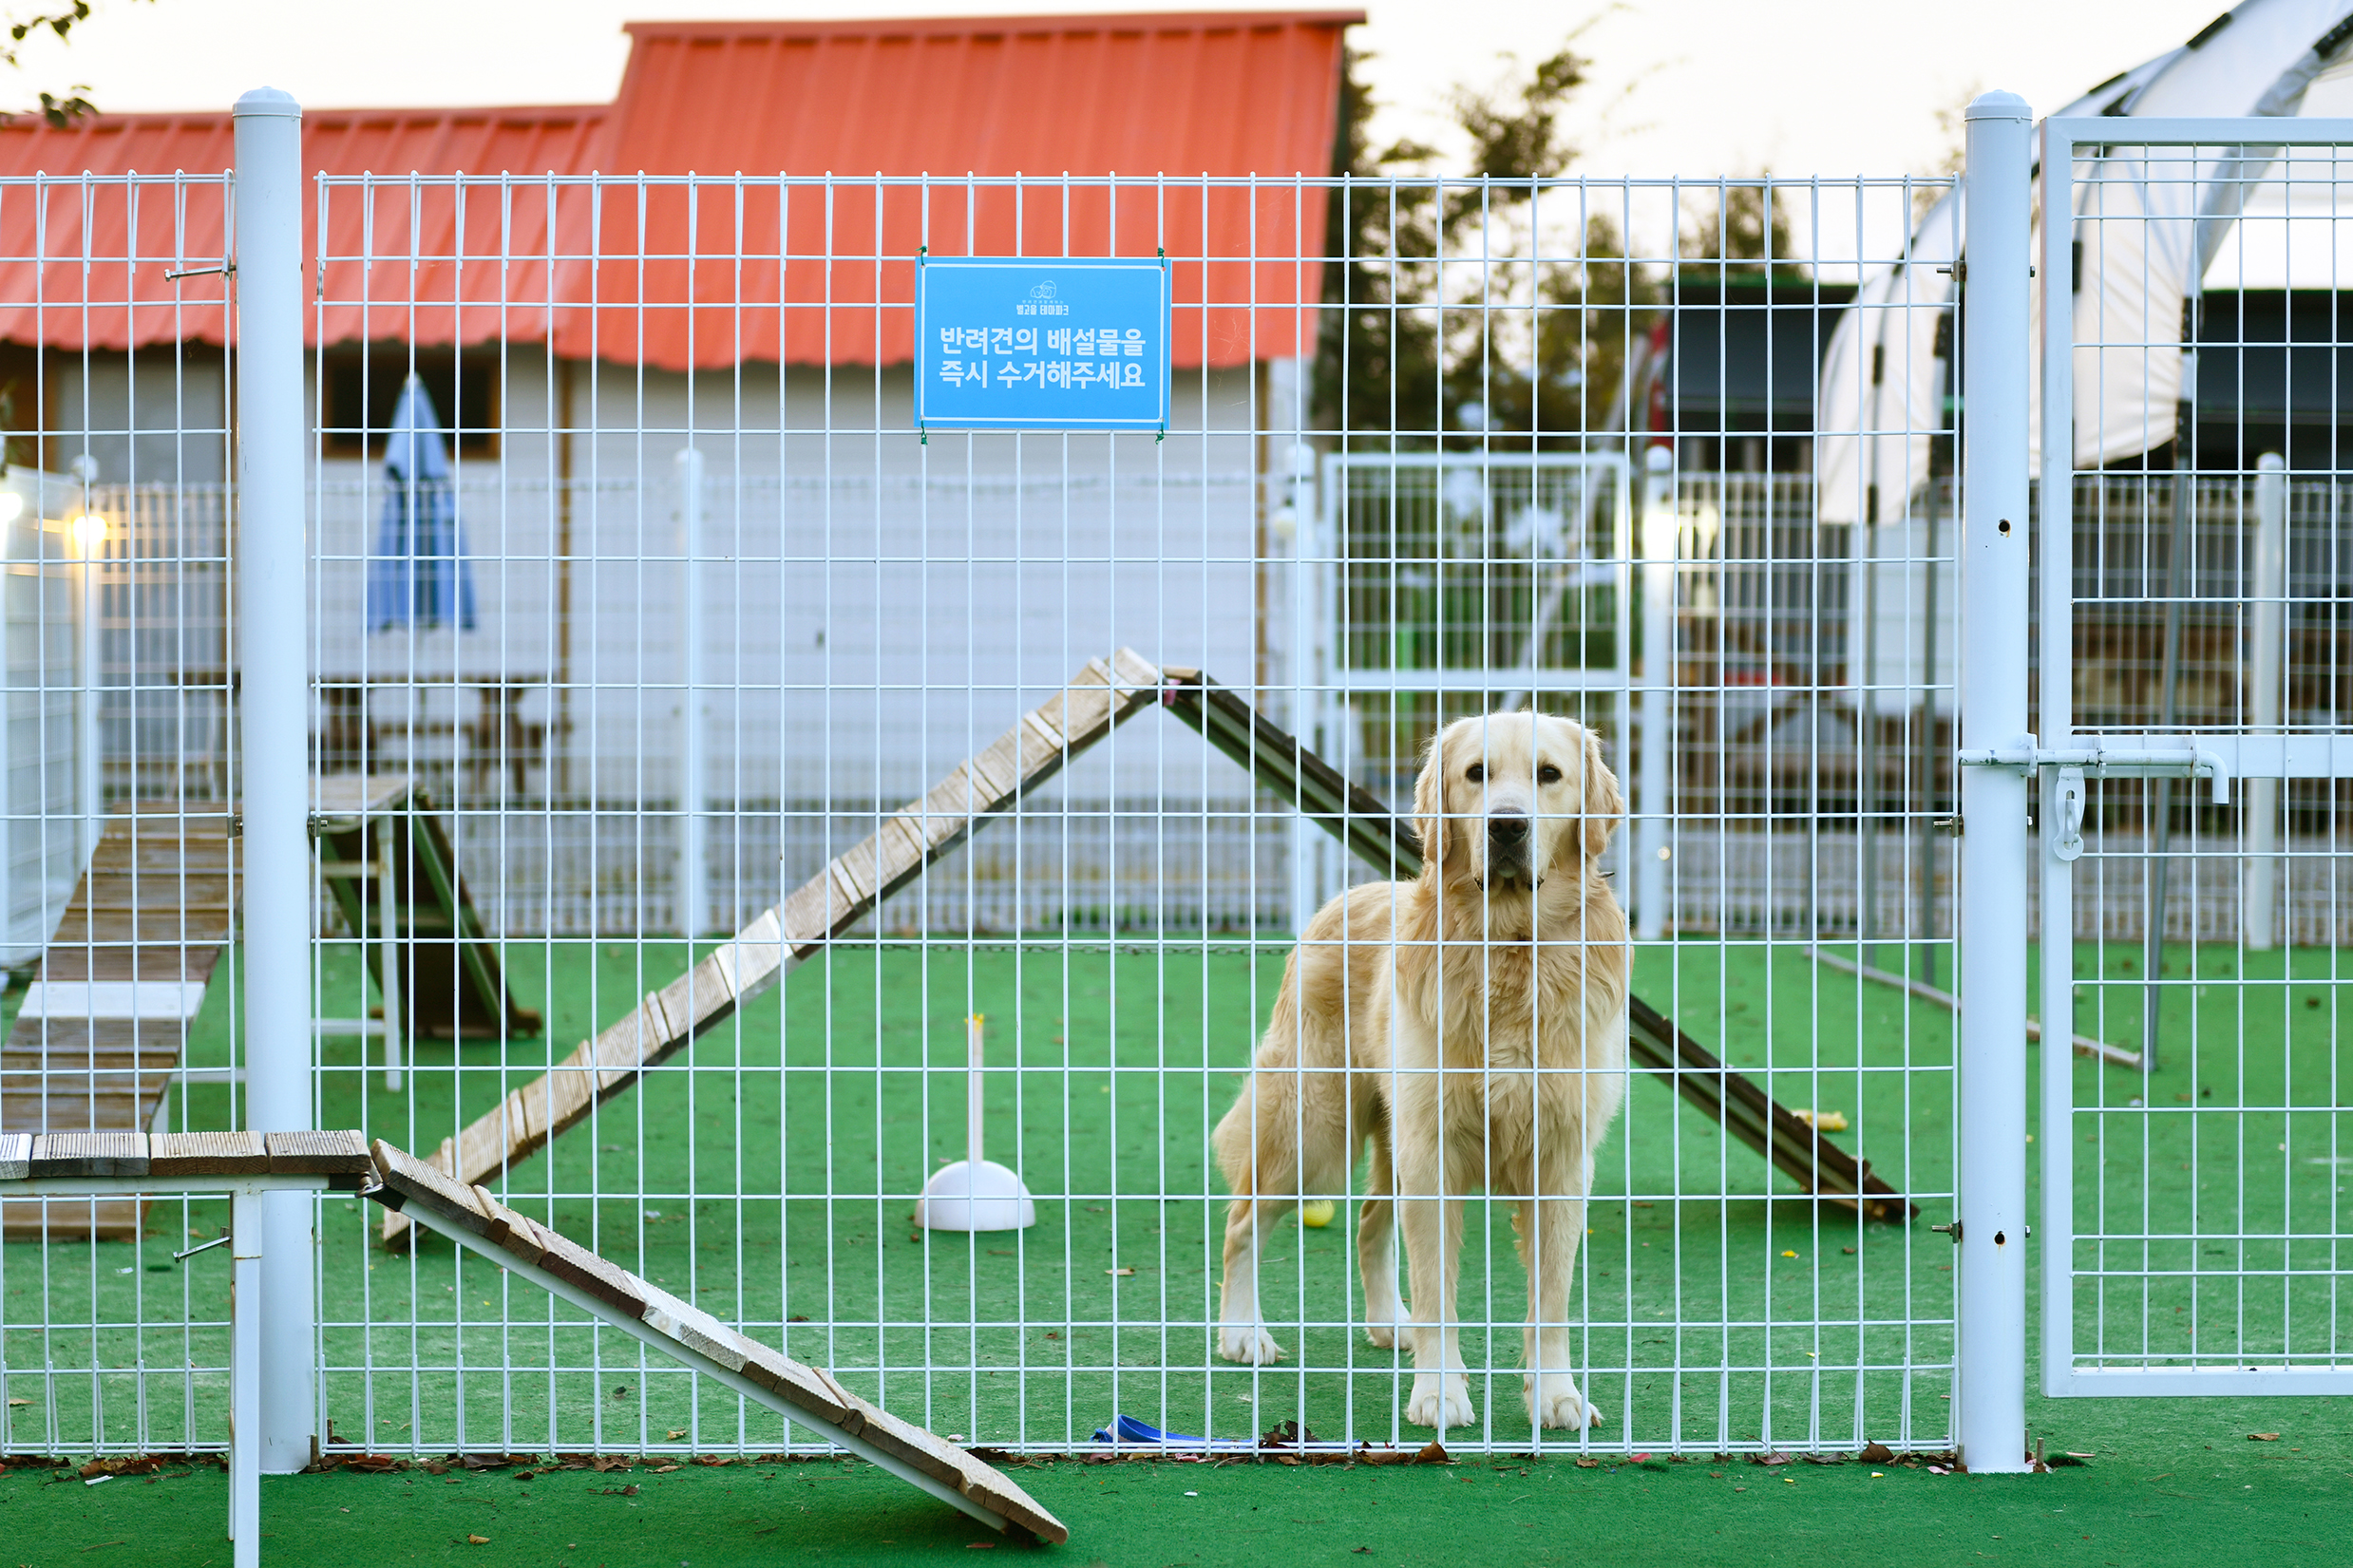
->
left=916, top=256, right=1170, bottom=432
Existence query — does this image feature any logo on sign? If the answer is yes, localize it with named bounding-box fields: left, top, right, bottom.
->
left=1017, top=281, right=1069, bottom=317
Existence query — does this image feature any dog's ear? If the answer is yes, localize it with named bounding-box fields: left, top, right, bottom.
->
left=1413, top=726, right=1452, bottom=878
left=1580, top=725, right=1624, bottom=861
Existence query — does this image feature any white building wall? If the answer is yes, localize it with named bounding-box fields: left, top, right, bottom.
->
left=310, top=353, right=1294, bottom=814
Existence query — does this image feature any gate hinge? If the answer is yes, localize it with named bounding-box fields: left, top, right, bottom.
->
left=1957, top=735, right=2230, bottom=804
left=1931, top=1220, right=1962, bottom=1243
left=1932, top=815, right=1963, bottom=838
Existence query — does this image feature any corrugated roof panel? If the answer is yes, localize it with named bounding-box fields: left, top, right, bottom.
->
left=0, top=11, right=1356, bottom=367
left=0, top=105, right=610, bottom=352
left=551, top=11, right=1355, bottom=368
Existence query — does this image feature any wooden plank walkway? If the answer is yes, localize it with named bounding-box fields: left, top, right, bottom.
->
left=385, top=650, right=1163, bottom=1244
left=4, top=782, right=535, bottom=1239
left=0, top=807, right=237, bottom=1237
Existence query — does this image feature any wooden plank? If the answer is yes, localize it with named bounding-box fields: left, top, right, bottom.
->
left=29, top=1132, right=149, bottom=1177
left=149, top=1130, right=268, bottom=1176
left=265, top=1130, right=371, bottom=1174
left=384, top=653, right=1166, bottom=1249
left=0, top=1133, right=28, bottom=1180
left=369, top=1138, right=498, bottom=1238
left=528, top=1226, right=648, bottom=1317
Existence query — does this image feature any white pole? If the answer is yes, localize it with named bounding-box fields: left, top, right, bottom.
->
left=967, top=1013, right=986, bottom=1170
left=233, top=85, right=314, bottom=1476
left=228, top=1186, right=262, bottom=1568
left=1636, top=445, right=1674, bottom=942
left=2245, top=452, right=2285, bottom=951
left=1956, top=88, right=2032, bottom=1476
left=73, top=460, right=101, bottom=870
left=377, top=823, right=403, bottom=1089
left=675, top=445, right=706, bottom=938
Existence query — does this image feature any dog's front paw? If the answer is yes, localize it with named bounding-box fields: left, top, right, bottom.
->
left=1219, top=1326, right=1286, bottom=1365
left=1364, top=1321, right=1398, bottom=1351
left=1405, top=1373, right=1475, bottom=1430
left=1525, top=1374, right=1603, bottom=1429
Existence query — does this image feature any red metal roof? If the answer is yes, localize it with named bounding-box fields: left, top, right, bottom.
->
left=0, top=10, right=1357, bottom=368
left=0, top=104, right=610, bottom=355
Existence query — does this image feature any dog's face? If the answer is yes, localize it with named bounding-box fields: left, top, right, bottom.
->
left=1412, top=712, right=1622, bottom=895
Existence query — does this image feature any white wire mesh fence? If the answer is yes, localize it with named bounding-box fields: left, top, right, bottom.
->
left=0, top=142, right=2337, bottom=1467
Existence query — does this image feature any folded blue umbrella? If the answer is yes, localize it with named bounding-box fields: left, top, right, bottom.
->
left=366, top=373, right=476, bottom=633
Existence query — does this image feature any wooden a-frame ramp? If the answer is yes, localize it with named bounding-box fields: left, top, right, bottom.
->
left=387, top=649, right=1911, bottom=1246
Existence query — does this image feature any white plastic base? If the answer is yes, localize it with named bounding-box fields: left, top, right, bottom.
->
left=917, top=1160, right=1036, bottom=1232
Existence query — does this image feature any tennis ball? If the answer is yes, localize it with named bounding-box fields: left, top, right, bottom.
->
left=1300, top=1200, right=1337, bottom=1229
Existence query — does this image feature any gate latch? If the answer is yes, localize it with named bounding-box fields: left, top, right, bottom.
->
left=1957, top=734, right=2230, bottom=805
left=2052, top=766, right=2086, bottom=862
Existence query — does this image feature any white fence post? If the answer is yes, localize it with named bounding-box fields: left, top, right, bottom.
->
left=232, top=85, right=314, bottom=1475
left=1636, top=445, right=1674, bottom=942
left=1956, top=88, right=2032, bottom=1475
left=675, top=445, right=707, bottom=937
left=2245, top=451, right=2286, bottom=951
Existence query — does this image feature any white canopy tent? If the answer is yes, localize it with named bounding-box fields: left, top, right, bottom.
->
left=1816, top=0, right=2353, bottom=527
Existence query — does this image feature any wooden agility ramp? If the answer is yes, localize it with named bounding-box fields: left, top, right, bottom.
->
left=365, top=1137, right=1066, bottom=1541
left=313, top=774, right=541, bottom=1042
left=390, top=648, right=1911, bottom=1244
left=385, top=650, right=1164, bottom=1243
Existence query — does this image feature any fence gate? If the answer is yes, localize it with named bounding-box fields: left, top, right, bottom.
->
left=2037, top=116, right=2353, bottom=1395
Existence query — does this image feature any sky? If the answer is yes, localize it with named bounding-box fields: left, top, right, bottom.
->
left=16, top=0, right=2230, bottom=180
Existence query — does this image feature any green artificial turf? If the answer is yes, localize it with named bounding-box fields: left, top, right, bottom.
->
left=3, top=933, right=2348, bottom=1465
left=4, top=1396, right=2352, bottom=1568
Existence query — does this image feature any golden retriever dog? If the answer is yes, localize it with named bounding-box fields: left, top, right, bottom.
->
left=1211, top=711, right=1628, bottom=1431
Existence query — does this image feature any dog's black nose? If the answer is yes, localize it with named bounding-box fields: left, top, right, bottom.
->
left=1489, top=813, right=1529, bottom=846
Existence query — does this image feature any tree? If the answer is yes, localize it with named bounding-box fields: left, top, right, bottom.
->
left=1314, top=38, right=1660, bottom=452
left=3, top=2, right=152, bottom=126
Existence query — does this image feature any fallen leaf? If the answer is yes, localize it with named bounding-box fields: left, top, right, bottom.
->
left=667, top=1428, right=688, bottom=1441
left=1106, top=1267, right=1135, bottom=1276
left=653, top=1464, right=679, bottom=1473
left=1860, top=1442, right=1895, bottom=1464
left=466, top=1536, right=489, bottom=1546
left=1574, top=1457, right=1599, bottom=1468
left=2250, top=1433, right=2282, bottom=1442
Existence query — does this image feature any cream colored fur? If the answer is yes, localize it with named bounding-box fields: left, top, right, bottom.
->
left=1211, top=712, right=1629, bottom=1431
